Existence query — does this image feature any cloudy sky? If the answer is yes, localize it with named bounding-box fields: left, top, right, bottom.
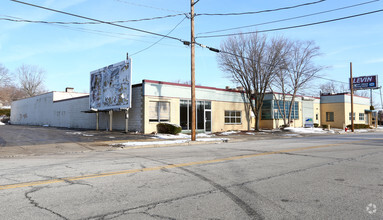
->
left=1, top=0, right=383, bottom=104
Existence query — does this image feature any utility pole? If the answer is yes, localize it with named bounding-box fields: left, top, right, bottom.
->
left=190, top=0, right=196, bottom=141
left=350, top=62, right=355, bottom=132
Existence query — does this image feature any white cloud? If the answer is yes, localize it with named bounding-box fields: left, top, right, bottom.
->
left=364, top=58, right=383, bottom=64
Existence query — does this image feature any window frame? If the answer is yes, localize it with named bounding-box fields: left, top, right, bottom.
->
left=326, top=112, right=334, bottom=122
left=149, top=101, right=170, bottom=122
left=359, top=113, right=365, bottom=121
left=224, top=110, right=242, bottom=125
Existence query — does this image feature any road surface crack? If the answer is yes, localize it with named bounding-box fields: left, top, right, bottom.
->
left=25, top=187, right=68, bottom=220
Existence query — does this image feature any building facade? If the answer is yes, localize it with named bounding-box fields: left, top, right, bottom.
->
left=11, top=80, right=372, bottom=133
left=320, top=93, right=372, bottom=128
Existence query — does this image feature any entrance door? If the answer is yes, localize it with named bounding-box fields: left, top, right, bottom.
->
left=205, top=110, right=211, bottom=132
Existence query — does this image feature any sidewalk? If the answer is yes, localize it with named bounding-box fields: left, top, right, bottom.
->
left=1, top=125, right=382, bottom=158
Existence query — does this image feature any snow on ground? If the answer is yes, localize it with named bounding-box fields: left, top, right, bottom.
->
left=113, top=137, right=228, bottom=147
left=115, top=140, right=189, bottom=147
left=353, top=129, right=370, bottom=133
left=220, top=131, right=240, bottom=135
left=66, top=132, right=83, bottom=135
left=245, top=132, right=266, bottom=135
left=283, top=127, right=327, bottom=134
left=82, top=134, right=94, bottom=137
left=153, top=133, right=214, bottom=139
left=377, top=126, right=383, bottom=130
left=0, top=122, right=5, bottom=126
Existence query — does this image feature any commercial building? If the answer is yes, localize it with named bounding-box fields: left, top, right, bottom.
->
left=11, top=80, right=373, bottom=133
left=320, top=93, right=373, bottom=128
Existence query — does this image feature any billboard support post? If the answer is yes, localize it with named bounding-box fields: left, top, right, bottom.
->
left=125, top=109, right=129, bottom=133
left=109, top=110, right=113, bottom=132
left=96, top=112, right=99, bottom=131
left=370, top=89, right=373, bottom=107
left=350, top=62, right=355, bottom=132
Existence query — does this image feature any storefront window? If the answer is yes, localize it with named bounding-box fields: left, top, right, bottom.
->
left=273, top=100, right=299, bottom=119
left=149, top=101, right=170, bottom=122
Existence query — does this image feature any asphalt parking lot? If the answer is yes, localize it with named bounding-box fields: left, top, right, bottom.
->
left=0, top=124, right=379, bottom=158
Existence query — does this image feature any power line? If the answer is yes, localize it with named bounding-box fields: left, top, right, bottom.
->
left=195, top=42, right=375, bottom=92
left=0, top=13, right=187, bottom=24
left=196, top=0, right=326, bottom=16
left=10, top=0, right=187, bottom=43
left=197, top=8, right=383, bottom=38
left=131, top=16, right=188, bottom=56
left=197, top=0, right=379, bottom=35
left=113, top=0, right=185, bottom=13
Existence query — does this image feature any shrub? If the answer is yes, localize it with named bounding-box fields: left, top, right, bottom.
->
left=346, top=124, right=371, bottom=129
left=322, top=124, right=328, bottom=129
left=0, top=109, right=10, bottom=117
left=314, top=123, right=319, bottom=128
left=157, top=123, right=182, bottom=135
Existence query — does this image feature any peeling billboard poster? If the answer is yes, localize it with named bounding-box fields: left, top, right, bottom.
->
left=90, top=59, right=132, bottom=110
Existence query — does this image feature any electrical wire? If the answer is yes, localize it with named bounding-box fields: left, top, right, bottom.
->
left=196, top=0, right=326, bottom=16
left=0, top=13, right=187, bottom=24
left=197, top=0, right=379, bottom=35
left=131, top=16, right=188, bottom=56
left=10, top=0, right=186, bottom=43
left=113, top=0, right=185, bottom=13
left=197, top=8, right=383, bottom=38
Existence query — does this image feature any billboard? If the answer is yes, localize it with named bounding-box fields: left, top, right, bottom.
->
left=350, top=75, right=378, bottom=90
left=90, top=59, right=132, bottom=111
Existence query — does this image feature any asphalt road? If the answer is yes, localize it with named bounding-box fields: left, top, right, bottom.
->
left=0, top=131, right=383, bottom=219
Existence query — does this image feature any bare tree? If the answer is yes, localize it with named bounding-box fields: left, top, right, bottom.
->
left=320, top=82, right=348, bottom=94
left=0, top=64, right=11, bottom=87
left=320, top=81, right=369, bottom=97
left=271, top=40, right=323, bottom=126
left=218, top=33, right=290, bottom=131
left=16, top=64, right=46, bottom=97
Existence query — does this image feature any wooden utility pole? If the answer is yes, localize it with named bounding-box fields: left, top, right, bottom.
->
left=191, top=0, right=196, bottom=141
left=350, top=62, right=355, bottom=132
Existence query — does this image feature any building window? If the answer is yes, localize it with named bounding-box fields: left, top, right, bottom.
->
left=349, top=112, right=356, bottom=121
left=273, top=100, right=299, bottom=120
left=225, top=111, right=241, bottom=124
left=359, top=113, right=365, bottom=121
left=261, top=100, right=272, bottom=119
left=316, top=113, right=319, bottom=120
left=326, top=112, right=334, bottom=122
left=149, top=101, right=170, bottom=122
left=180, top=100, right=211, bottom=131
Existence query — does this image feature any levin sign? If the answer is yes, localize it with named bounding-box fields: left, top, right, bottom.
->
left=90, top=59, right=132, bottom=111
left=350, top=75, right=378, bottom=90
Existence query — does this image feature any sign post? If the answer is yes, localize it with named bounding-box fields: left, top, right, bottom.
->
left=350, top=62, right=354, bottom=132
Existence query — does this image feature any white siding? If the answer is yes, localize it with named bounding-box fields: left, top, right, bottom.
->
left=144, top=82, right=248, bottom=103
left=11, top=93, right=55, bottom=126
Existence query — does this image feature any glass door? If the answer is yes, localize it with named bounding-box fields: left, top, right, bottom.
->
left=205, top=110, right=211, bottom=132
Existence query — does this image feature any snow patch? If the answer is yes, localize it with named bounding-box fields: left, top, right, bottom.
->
left=113, top=138, right=229, bottom=147
left=153, top=133, right=214, bottom=139
left=82, top=134, right=94, bottom=137
left=0, top=122, right=5, bottom=126
left=66, top=132, right=82, bottom=135
left=220, top=131, right=240, bottom=135
left=283, top=127, right=327, bottom=134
